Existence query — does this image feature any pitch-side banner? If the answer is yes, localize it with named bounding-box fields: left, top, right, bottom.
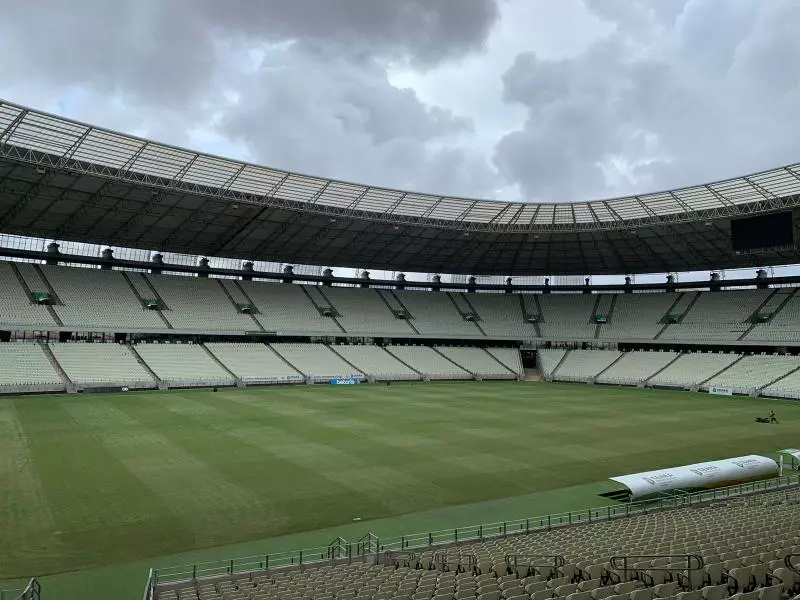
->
left=610, top=455, right=778, bottom=498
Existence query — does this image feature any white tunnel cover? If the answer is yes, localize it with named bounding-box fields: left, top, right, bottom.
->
left=610, top=455, right=779, bottom=498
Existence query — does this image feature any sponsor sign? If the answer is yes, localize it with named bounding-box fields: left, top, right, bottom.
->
left=330, top=378, right=360, bottom=385
left=709, top=386, right=733, bottom=396
left=610, top=455, right=778, bottom=498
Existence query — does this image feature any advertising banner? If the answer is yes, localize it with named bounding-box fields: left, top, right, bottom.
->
left=330, top=378, right=360, bottom=385
left=709, top=386, right=733, bottom=396
left=610, top=455, right=778, bottom=498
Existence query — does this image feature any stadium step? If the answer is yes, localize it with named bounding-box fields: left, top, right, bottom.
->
left=139, top=274, right=175, bottom=329
left=760, top=364, right=800, bottom=394
left=383, top=347, right=424, bottom=378
left=9, top=262, right=39, bottom=305
left=327, top=345, right=369, bottom=379
left=446, top=292, right=486, bottom=336
left=200, top=344, right=241, bottom=385
left=479, top=347, right=519, bottom=379
left=266, top=344, right=308, bottom=382
left=431, top=346, right=476, bottom=379
left=550, top=350, right=571, bottom=379
left=33, top=264, right=63, bottom=305
left=127, top=344, right=163, bottom=387
left=518, top=294, right=542, bottom=336
left=677, top=291, right=703, bottom=323
left=644, top=352, right=685, bottom=384
left=303, top=286, right=346, bottom=333
left=375, top=290, right=419, bottom=335
left=698, top=354, right=745, bottom=388
left=38, top=341, right=75, bottom=392
left=659, top=292, right=689, bottom=324
left=215, top=279, right=265, bottom=332
left=594, top=351, right=628, bottom=380
left=232, top=280, right=263, bottom=315
left=523, top=367, right=543, bottom=381
left=460, top=293, right=488, bottom=336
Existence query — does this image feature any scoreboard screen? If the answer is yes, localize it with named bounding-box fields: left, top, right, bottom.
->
left=731, top=212, right=793, bottom=252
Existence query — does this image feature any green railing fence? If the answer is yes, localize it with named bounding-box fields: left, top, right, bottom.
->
left=145, top=473, right=800, bottom=596
left=0, top=579, right=41, bottom=600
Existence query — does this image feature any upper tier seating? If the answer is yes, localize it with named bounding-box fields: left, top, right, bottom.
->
left=551, top=350, right=622, bottom=382
left=49, top=343, right=156, bottom=388
left=538, top=294, right=597, bottom=339
left=394, top=291, right=480, bottom=336
left=332, top=345, right=420, bottom=381
left=597, top=293, right=676, bottom=340
left=204, top=343, right=303, bottom=384
left=461, top=293, right=538, bottom=337
left=242, top=282, right=342, bottom=334
left=134, top=343, right=235, bottom=386
left=157, top=485, right=800, bottom=600
left=746, top=291, right=800, bottom=342
left=385, top=346, right=471, bottom=379
left=5, top=262, right=800, bottom=346
left=270, top=343, right=363, bottom=382
left=320, top=287, right=415, bottom=335
left=0, top=343, right=61, bottom=389
left=0, top=262, right=56, bottom=328
left=43, top=265, right=166, bottom=330
left=660, top=290, right=770, bottom=341
left=647, top=352, right=740, bottom=388
left=596, top=350, right=680, bottom=386
left=704, top=354, right=800, bottom=393
left=147, top=275, right=255, bottom=331
left=433, top=346, right=516, bottom=379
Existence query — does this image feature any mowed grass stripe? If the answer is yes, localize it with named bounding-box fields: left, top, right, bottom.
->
left=1, top=382, right=799, bottom=583
left=174, top=390, right=457, bottom=512
left=127, top=392, right=400, bottom=540
left=8, top=397, right=194, bottom=577
left=60, top=398, right=283, bottom=548
left=0, top=403, right=61, bottom=574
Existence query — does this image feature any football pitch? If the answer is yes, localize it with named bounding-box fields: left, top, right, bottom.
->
left=2, top=381, right=799, bottom=599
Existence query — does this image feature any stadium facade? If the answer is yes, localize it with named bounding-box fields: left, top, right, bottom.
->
left=3, top=99, right=800, bottom=401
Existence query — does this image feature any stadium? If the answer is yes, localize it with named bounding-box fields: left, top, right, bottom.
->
left=1, top=96, right=800, bottom=600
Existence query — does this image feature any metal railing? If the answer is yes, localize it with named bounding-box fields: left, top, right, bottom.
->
left=0, top=579, right=40, bottom=600
left=149, top=473, right=800, bottom=592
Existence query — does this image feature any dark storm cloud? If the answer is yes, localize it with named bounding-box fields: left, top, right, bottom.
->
left=0, top=0, right=501, bottom=196
left=494, top=0, right=800, bottom=202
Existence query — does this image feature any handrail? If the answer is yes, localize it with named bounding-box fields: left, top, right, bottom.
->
left=787, top=554, right=800, bottom=576
left=0, top=579, right=40, bottom=600
left=505, top=555, right=565, bottom=570
left=610, top=554, right=703, bottom=588
left=147, top=474, right=800, bottom=592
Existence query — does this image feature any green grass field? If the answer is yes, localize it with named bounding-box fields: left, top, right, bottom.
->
left=1, top=381, right=799, bottom=599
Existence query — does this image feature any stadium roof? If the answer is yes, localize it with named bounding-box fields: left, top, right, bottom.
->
left=1, top=99, right=799, bottom=276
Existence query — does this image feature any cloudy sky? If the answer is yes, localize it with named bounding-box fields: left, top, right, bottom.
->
left=1, top=0, right=799, bottom=281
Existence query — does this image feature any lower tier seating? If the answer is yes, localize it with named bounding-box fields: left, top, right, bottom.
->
left=0, top=343, right=61, bottom=390
left=49, top=343, right=156, bottom=388
left=434, top=346, right=516, bottom=379
left=205, top=343, right=303, bottom=384
left=331, top=346, right=421, bottom=381
left=270, top=343, right=364, bottom=383
left=133, top=343, right=235, bottom=387
left=385, top=346, right=472, bottom=380
left=155, top=485, right=800, bottom=600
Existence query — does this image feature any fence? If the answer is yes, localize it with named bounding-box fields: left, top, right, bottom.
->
left=147, top=473, right=800, bottom=593
left=0, top=579, right=40, bottom=600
